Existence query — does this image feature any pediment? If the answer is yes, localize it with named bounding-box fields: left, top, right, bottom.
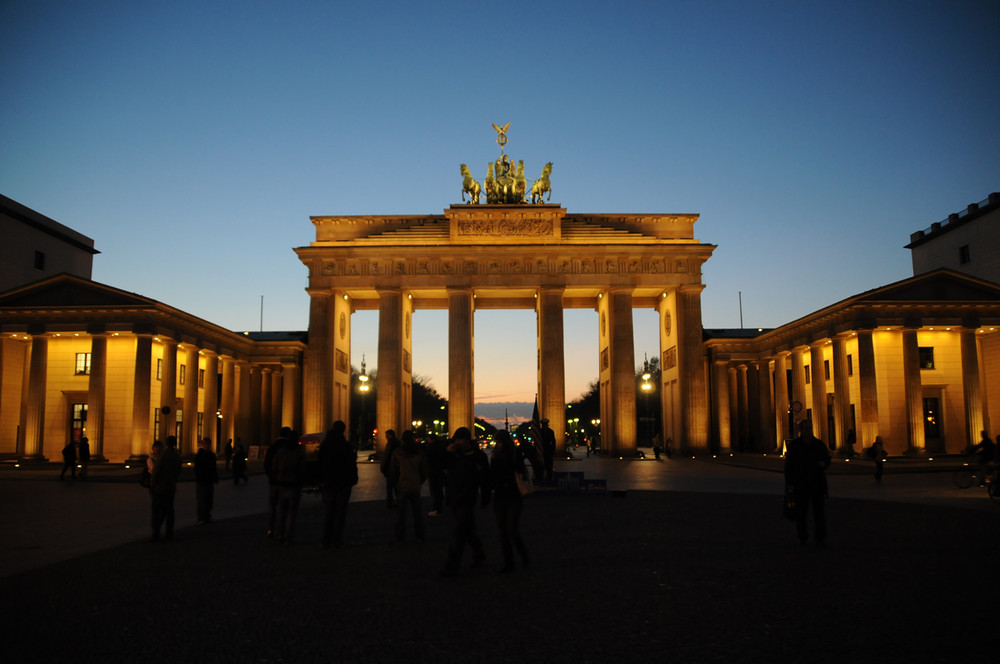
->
left=0, top=274, right=156, bottom=309
left=854, top=270, right=1000, bottom=304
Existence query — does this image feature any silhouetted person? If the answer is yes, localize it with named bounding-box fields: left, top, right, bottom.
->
left=539, top=418, right=556, bottom=480
left=380, top=429, right=400, bottom=508
left=973, top=430, right=995, bottom=483
left=488, top=431, right=529, bottom=573
left=264, top=430, right=288, bottom=538
left=424, top=434, right=447, bottom=517
left=869, top=435, right=886, bottom=483
left=272, top=431, right=304, bottom=544
left=194, top=437, right=218, bottom=524
left=78, top=437, right=90, bottom=479
left=784, top=420, right=831, bottom=546
left=845, top=429, right=857, bottom=457
left=441, top=427, right=490, bottom=576
left=150, top=436, right=182, bottom=542
left=232, top=438, right=248, bottom=484
left=390, top=430, right=428, bottom=545
left=224, top=438, right=233, bottom=470
left=60, top=441, right=77, bottom=480
left=319, top=421, right=357, bottom=549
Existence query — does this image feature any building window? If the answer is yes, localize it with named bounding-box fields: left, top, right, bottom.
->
left=847, top=354, right=854, bottom=376
left=804, top=364, right=810, bottom=384
left=918, top=347, right=935, bottom=369
left=197, top=412, right=204, bottom=440
left=71, top=403, right=87, bottom=443
left=34, top=250, right=46, bottom=270
left=823, top=359, right=830, bottom=381
left=959, top=245, right=970, bottom=264
left=198, top=368, right=205, bottom=389
left=75, top=352, right=91, bottom=375
left=156, top=358, right=163, bottom=380
left=179, top=364, right=186, bottom=385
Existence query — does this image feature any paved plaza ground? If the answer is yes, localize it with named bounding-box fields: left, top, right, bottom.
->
left=1, top=453, right=997, bottom=663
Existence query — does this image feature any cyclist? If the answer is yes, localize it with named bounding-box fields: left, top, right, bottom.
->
left=972, top=431, right=996, bottom=486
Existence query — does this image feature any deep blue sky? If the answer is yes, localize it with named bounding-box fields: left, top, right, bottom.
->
left=3, top=1, right=998, bottom=405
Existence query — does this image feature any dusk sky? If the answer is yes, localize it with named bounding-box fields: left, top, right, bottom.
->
left=3, top=1, right=998, bottom=411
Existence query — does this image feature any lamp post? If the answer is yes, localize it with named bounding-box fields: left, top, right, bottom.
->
left=358, top=372, right=370, bottom=447
left=641, top=372, right=652, bottom=445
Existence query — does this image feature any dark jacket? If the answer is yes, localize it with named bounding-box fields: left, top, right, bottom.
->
left=445, top=444, right=490, bottom=506
left=380, top=436, right=400, bottom=476
left=784, top=435, right=831, bottom=495
left=272, top=439, right=304, bottom=488
left=194, top=448, right=218, bottom=484
left=318, top=432, right=358, bottom=488
left=151, top=446, right=182, bottom=495
left=488, top=447, right=526, bottom=501
left=390, top=440, right=428, bottom=493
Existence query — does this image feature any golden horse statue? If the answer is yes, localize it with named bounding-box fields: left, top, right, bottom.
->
left=484, top=162, right=497, bottom=203
left=530, top=162, right=553, bottom=204
left=460, top=164, right=481, bottom=204
left=514, top=160, right=527, bottom=203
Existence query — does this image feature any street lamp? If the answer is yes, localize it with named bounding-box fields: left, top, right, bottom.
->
left=641, top=373, right=652, bottom=444
left=358, top=372, right=370, bottom=446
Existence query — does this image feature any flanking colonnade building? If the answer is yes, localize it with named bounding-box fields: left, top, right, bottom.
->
left=2, top=188, right=999, bottom=463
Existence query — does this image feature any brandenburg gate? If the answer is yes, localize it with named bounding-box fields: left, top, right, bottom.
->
left=294, top=127, right=715, bottom=454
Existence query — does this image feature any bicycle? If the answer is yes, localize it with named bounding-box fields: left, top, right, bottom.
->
left=953, top=461, right=985, bottom=489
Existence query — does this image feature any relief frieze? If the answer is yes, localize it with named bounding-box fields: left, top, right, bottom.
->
left=456, top=218, right=554, bottom=237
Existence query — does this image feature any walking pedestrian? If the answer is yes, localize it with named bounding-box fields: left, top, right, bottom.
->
left=263, top=430, right=287, bottom=538
left=319, top=421, right=357, bottom=549
left=194, top=437, right=218, bottom=524
left=380, top=429, right=400, bottom=508
left=425, top=434, right=446, bottom=517
left=224, top=438, right=233, bottom=470
left=232, top=438, right=248, bottom=484
left=784, top=420, right=831, bottom=546
left=488, top=431, right=529, bottom=573
left=389, top=430, right=428, bottom=545
left=272, top=431, right=304, bottom=544
left=150, top=436, right=182, bottom=542
left=441, top=427, right=490, bottom=576
left=869, top=435, right=886, bottom=483
left=60, top=440, right=77, bottom=480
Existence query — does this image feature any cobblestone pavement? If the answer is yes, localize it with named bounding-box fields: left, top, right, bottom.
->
left=2, top=453, right=997, bottom=663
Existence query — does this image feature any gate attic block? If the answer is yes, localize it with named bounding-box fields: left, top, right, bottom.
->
left=296, top=204, right=716, bottom=455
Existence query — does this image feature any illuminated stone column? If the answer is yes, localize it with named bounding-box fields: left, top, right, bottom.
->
left=270, top=368, right=282, bottom=440
left=960, top=327, right=985, bottom=452
left=249, top=364, right=262, bottom=445
left=537, top=288, right=566, bottom=451
left=608, top=288, right=637, bottom=453
left=448, top=288, right=474, bottom=438
left=130, top=334, right=153, bottom=459
left=809, top=342, right=827, bottom=439
left=158, top=338, right=177, bottom=443
left=182, top=345, right=199, bottom=455
left=21, top=333, right=48, bottom=460
left=713, top=360, right=731, bottom=453
left=332, top=292, right=353, bottom=428
left=737, top=364, right=749, bottom=452
left=901, top=326, right=925, bottom=454
left=856, top=329, right=879, bottom=450
left=377, top=288, right=404, bottom=452
left=281, top=361, right=300, bottom=431
left=773, top=353, right=790, bottom=450
left=757, top=360, right=774, bottom=452
left=235, top=360, right=252, bottom=449
left=677, top=286, right=708, bottom=452
left=86, top=331, right=108, bottom=461
left=202, top=350, right=219, bottom=451
left=790, top=348, right=807, bottom=420
left=259, top=367, right=272, bottom=445
left=729, top=366, right=740, bottom=449
left=219, top=356, right=236, bottom=450
left=303, top=289, right=333, bottom=436
left=832, top=334, right=852, bottom=455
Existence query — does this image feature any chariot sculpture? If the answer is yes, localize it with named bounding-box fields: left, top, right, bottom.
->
left=459, top=123, right=552, bottom=205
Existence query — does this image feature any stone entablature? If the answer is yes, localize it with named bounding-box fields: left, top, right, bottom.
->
left=446, top=204, right=564, bottom=243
